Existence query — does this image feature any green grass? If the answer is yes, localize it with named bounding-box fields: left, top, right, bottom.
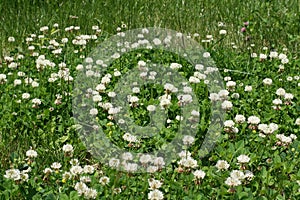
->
left=1, top=0, right=299, bottom=56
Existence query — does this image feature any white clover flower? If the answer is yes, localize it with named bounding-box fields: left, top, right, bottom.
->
left=99, top=176, right=110, bottom=185
left=178, top=157, right=198, bottom=168
left=244, top=85, right=252, bottom=92
left=259, top=54, right=267, bottom=60
left=8, top=36, right=15, bottom=42
left=209, top=93, right=219, bottom=101
left=0, top=74, right=7, bottom=84
left=225, top=177, right=241, bottom=187
left=284, top=93, right=294, bottom=100
left=84, top=188, right=97, bottom=199
left=247, top=116, right=260, bottom=124
left=221, top=100, right=233, bottom=110
left=4, top=169, right=21, bottom=181
left=152, top=157, right=165, bottom=167
left=195, top=64, right=204, bottom=70
left=147, top=165, right=159, bottom=173
left=123, top=132, right=137, bottom=143
left=123, top=162, right=138, bottom=173
left=218, top=89, right=229, bottom=99
left=109, top=158, right=120, bottom=168
left=235, top=114, right=246, bottom=123
left=244, top=170, right=254, bottom=181
left=191, top=110, right=200, bottom=117
left=148, top=189, right=164, bottom=200
left=70, top=165, right=83, bottom=175
left=193, top=170, right=206, bottom=179
left=182, top=135, right=195, bottom=145
left=164, top=83, right=178, bottom=93
left=129, top=96, right=139, bottom=103
left=62, top=172, right=72, bottom=180
left=189, top=76, right=200, bottom=83
left=32, top=98, right=42, bottom=106
left=140, top=154, right=152, bottom=164
left=295, top=118, right=300, bottom=126
left=153, top=38, right=161, bottom=45
left=147, top=105, right=156, bottom=112
left=272, top=99, right=282, bottom=105
left=148, top=178, right=163, bottom=190
left=219, top=30, right=227, bottom=35
left=22, top=93, right=30, bottom=99
left=132, top=87, right=140, bottom=93
left=170, top=63, right=182, bottom=69
left=226, top=81, right=236, bottom=89
left=276, top=88, right=286, bottom=96
left=237, top=155, right=250, bottom=164
left=40, top=26, right=49, bottom=32
left=43, top=168, right=53, bottom=174
left=215, top=160, right=230, bottom=171
left=262, top=78, right=272, bottom=85
left=74, top=182, right=88, bottom=196
left=269, top=51, right=278, bottom=58
left=89, top=108, right=98, bottom=116
left=281, top=58, right=289, bottom=64
left=224, top=120, right=235, bottom=128
left=62, top=144, right=74, bottom=153
left=230, top=170, right=245, bottom=180
left=51, top=162, right=62, bottom=170
left=251, top=53, right=257, bottom=58
left=26, top=149, right=38, bottom=158
left=122, top=152, right=133, bottom=161
left=178, top=150, right=192, bottom=159
left=92, top=95, right=102, bottom=102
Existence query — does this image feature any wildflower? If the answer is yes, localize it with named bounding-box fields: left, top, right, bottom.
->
left=219, top=30, right=227, bottom=35
left=89, top=108, right=98, bottom=116
left=123, top=162, right=138, bottom=173
left=109, top=158, right=120, bottom=168
left=295, top=118, right=300, bottom=126
left=51, top=162, right=62, bottom=170
left=225, top=176, right=241, bottom=187
left=275, top=88, right=286, bottom=96
left=262, top=78, right=272, bottom=85
left=43, top=168, right=53, bottom=174
left=230, top=170, right=245, bottom=180
left=247, top=116, right=260, bottom=125
left=83, top=165, right=95, bottom=174
left=26, top=149, right=38, bottom=158
left=221, top=100, right=233, bottom=111
left=170, top=63, right=182, bottom=69
left=235, top=114, right=246, bottom=123
left=244, top=85, right=252, bottom=92
left=237, top=155, right=250, bottom=164
left=84, top=188, right=97, bottom=199
left=193, top=170, right=206, bottom=179
left=75, top=182, right=88, bottom=196
left=4, top=169, right=21, bottom=181
left=148, top=189, right=164, bottom=200
left=148, top=178, right=163, bottom=190
left=215, top=160, right=230, bottom=171
left=8, top=36, right=15, bottom=42
left=182, top=135, right=195, bottom=145
left=140, top=154, right=152, bottom=165
left=147, top=105, right=156, bottom=112
left=99, top=176, right=110, bottom=185
left=70, top=165, right=83, bottom=175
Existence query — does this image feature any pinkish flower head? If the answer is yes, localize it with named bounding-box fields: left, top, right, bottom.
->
left=241, top=27, right=246, bottom=32
left=244, top=22, right=249, bottom=26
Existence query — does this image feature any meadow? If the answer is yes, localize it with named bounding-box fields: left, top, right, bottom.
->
left=0, top=0, right=299, bottom=199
